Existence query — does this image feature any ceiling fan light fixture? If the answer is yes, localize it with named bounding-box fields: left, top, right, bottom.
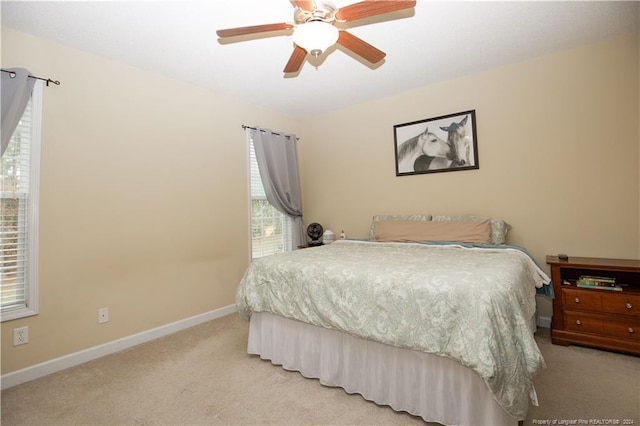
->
left=292, top=21, right=339, bottom=58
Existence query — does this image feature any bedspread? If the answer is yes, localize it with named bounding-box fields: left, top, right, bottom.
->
left=236, top=240, right=551, bottom=419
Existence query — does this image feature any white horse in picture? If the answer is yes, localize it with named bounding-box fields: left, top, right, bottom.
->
left=396, top=127, right=451, bottom=173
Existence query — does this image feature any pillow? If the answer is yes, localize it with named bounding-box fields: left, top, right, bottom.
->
left=369, top=214, right=432, bottom=240
left=431, top=215, right=509, bottom=245
left=373, top=219, right=492, bottom=244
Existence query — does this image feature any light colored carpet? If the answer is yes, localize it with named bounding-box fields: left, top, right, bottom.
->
left=1, top=313, right=639, bottom=425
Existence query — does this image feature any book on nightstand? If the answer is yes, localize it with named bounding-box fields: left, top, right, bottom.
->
left=578, top=275, right=622, bottom=291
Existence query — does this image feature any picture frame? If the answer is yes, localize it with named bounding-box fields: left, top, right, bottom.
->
left=394, top=110, right=479, bottom=176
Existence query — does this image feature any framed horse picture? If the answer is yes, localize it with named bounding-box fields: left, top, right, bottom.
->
left=394, top=110, right=479, bottom=176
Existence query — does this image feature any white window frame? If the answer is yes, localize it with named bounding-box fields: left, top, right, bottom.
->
left=1, top=81, right=42, bottom=322
left=247, top=133, right=293, bottom=260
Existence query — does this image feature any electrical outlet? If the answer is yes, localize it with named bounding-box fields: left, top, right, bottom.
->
left=13, top=326, right=29, bottom=346
left=98, top=307, right=109, bottom=324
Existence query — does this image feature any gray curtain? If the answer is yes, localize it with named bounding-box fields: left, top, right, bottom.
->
left=252, top=127, right=306, bottom=248
left=2, top=68, right=36, bottom=157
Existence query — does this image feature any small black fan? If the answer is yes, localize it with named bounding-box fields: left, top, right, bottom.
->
left=307, top=223, right=324, bottom=246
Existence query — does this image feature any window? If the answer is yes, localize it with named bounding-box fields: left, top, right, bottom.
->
left=248, top=133, right=292, bottom=259
left=1, top=81, right=42, bottom=321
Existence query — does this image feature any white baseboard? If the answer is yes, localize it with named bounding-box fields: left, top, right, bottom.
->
left=1, top=304, right=237, bottom=390
left=537, top=315, right=552, bottom=329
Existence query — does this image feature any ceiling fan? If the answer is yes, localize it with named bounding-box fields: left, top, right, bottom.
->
left=216, top=0, right=416, bottom=74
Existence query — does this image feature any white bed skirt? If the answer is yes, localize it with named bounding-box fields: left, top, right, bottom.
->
left=248, top=312, right=521, bottom=426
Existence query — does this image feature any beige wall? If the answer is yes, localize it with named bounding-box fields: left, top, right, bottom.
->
left=1, top=29, right=299, bottom=374
left=298, top=34, right=640, bottom=319
left=2, top=29, right=638, bottom=375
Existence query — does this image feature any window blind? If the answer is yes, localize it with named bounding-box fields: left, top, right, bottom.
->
left=248, top=134, right=292, bottom=259
left=1, top=82, right=41, bottom=320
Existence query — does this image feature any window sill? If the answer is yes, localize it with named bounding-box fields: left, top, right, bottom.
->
left=1, top=306, right=38, bottom=322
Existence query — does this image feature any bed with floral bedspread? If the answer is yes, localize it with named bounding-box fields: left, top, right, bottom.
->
left=236, top=239, right=551, bottom=420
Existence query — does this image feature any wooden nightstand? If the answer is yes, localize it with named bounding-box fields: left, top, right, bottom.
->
left=546, top=255, right=640, bottom=355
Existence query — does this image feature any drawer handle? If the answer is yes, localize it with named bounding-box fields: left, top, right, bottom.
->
left=629, top=327, right=635, bottom=334
left=627, top=303, right=633, bottom=310
left=575, top=319, right=582, bottom=326
left=574, top=297, right=580, bottom=303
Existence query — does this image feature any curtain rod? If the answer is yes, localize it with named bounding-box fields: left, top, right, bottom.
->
left=1, top=69, right=61, bottom=86
left=242, top=125, right=299, bottom=140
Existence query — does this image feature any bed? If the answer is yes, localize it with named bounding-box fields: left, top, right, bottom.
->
left=236, top=215, right=552, bottom=425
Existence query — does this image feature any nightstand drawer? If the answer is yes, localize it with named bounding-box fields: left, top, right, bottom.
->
left=601, top=294, right=640, bottom=317
left=564, top=312, right=602, bottom=334
left=602, top=319, right=640, bottom=340
left=562, top=288, right=601, bottom=311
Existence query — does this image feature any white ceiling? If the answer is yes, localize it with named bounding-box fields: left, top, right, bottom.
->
left=2, top=1, right=638, bottom=117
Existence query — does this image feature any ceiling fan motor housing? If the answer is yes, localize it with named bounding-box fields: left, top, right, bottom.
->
left=294, top=2, right=337, bottom=25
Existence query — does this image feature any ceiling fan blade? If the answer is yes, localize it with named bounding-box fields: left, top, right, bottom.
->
left=335, top=0, right=416, bottom=22
left=216, top=23, right=293, bottom=38
left=292, top=0, right=315, bottom=11
left=284, top=45, right=308, bottom=73
left=337, top=31, right=386, bottom=64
